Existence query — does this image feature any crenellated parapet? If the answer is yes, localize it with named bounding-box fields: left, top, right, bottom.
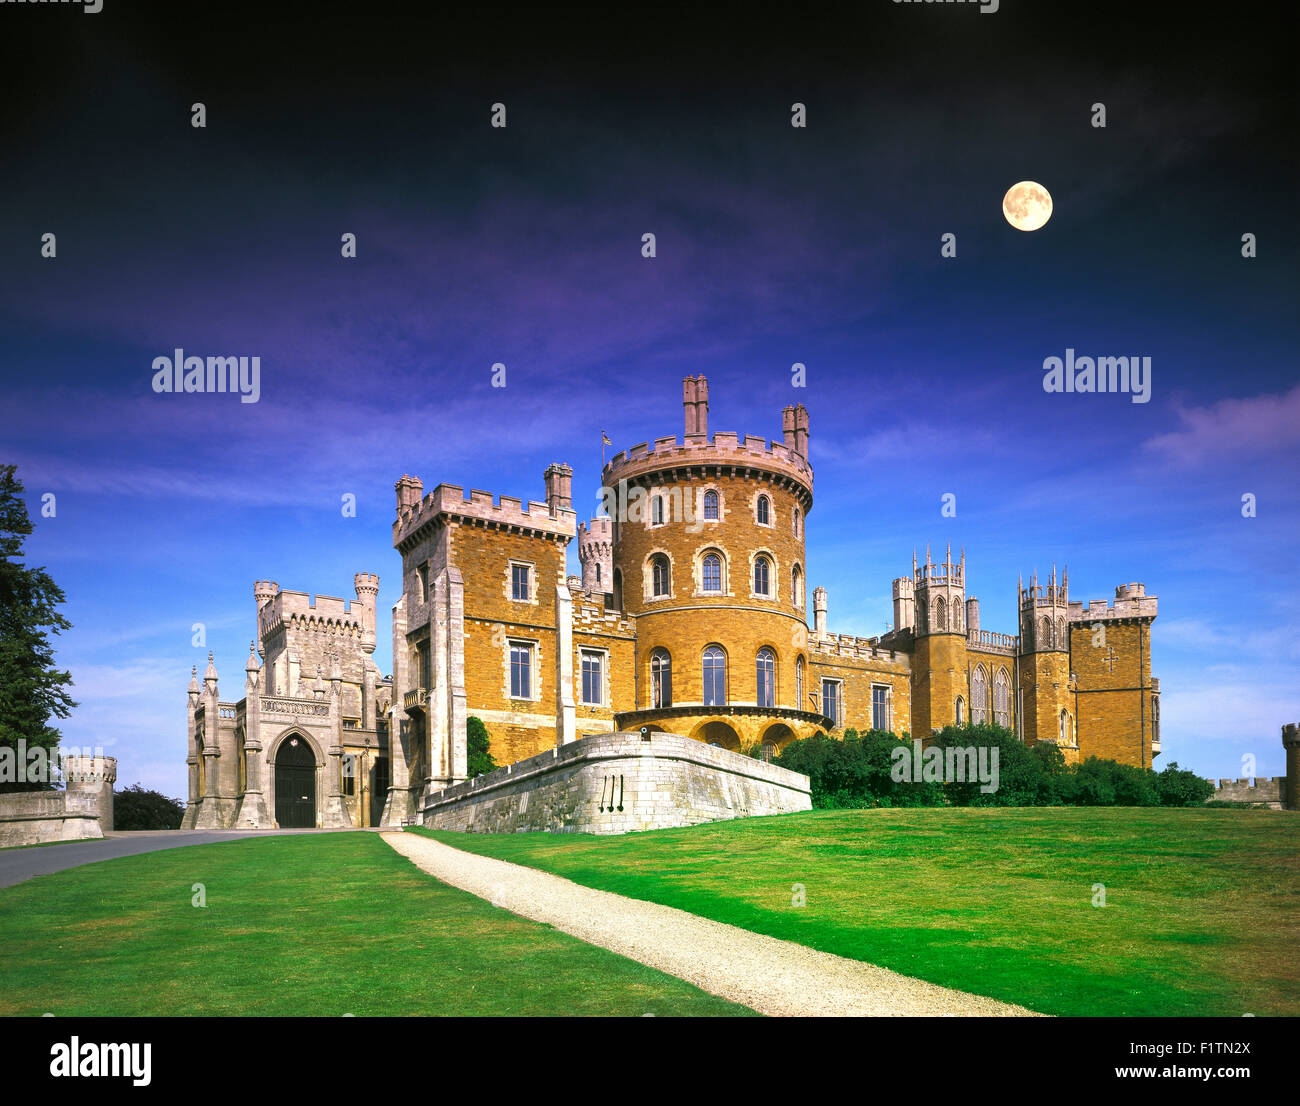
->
left=1067, top=582, right=1158, bottom=622
left=810, top=632, right=910, bottom=668
left=602, top=431, right=814, bottom=509
left=394, top=480, right=577, bottom=553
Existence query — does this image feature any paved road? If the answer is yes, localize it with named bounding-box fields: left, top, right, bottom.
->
left=0, top=828, right=379, bottom=889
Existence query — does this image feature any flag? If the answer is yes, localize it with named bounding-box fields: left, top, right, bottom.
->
left=601, top=431, right=611, bottom=446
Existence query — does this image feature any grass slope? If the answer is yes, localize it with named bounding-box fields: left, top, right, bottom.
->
left=412, top=807, right=1300, bottom=1017
left=0, top=832, right=752, bottom=1016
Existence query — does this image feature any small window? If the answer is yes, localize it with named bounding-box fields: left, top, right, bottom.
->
left=821, top=680, right=841, bottom=726
left=581, top=650, right=603, bottom=706
left=872, top=685, right=889, bottom=731
left=955, top=696, right=965, bottom=725
left=652, top=555, right=670, bottom=597
left=651, top=649, right=672, bottom=708
left=342, top=754, right=355, bottom=796
left=418, top=563, right=430, bottom=603
left=652, top=495, right=665, bottom=525
left=791, top=564, right=802, bottom=609
left=509, top=642, right=533, bottom=699
left=595, top=563, right=601, bottom=584
left=793, top=507, right=800, bottom=536
left=702, top=553, right=722, bottom=593
left=795, top=656, right=804, bottom=706
left=703, top=490, right=719, bottom=520
left=753, top=556, right=770, bottom=596
left=756, top=495, right=770, bottom=525
left=511, top=563, right=531, bottom=601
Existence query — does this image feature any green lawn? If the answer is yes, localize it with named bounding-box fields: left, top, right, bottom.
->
left=0, top=832, right=752, bottom=1016
left=412, top=807, right=1300, bottom=1017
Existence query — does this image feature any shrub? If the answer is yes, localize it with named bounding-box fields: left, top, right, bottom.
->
left=1155, top=762, right=1215, bottom=807
left=466, top=716, right=497, bottom=778
left=113, top=784, right=184, bottom=830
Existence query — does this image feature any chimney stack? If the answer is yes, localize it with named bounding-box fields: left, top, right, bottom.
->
left=813, top=586, right=828, bottom=636
left=683, top=375, right=709, bottom=440
left=544, top=463, right=573, bottom=513
left=395, top=474, right=423, bottom=513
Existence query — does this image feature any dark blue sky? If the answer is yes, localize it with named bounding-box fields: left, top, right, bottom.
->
left=2, top=1, right=1296, bottom=796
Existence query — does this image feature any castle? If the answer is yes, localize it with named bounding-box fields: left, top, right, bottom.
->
left=181, top=376, right=1163, bottom=830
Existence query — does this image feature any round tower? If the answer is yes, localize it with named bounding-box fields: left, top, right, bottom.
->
left=600, top=374, right=820, bottom=752
left=354, top=572, right=380, bottom=654
left=63, top=753, right=117, bottom=832
left=578, top=517, right=613, bottom=596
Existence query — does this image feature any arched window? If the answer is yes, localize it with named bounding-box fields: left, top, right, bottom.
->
left=791, top=564, right=803, bottom=610
left=703, top=490, right=719, bottom=520
left=753, top=555, right=770, bottom=596
left=756, top=495, right=770, bottom=525
left=994, top=668, right=1010, bottom=726
left=651, top=555, right=670, bottom=598
left=756, top=647, right=775, bottom=707
left=793, top=507, right=800, bottom=536
left=1059, top=710, right=1070, bottom=744
left=613, top=568, right=623, bottom=610
left=652, top=495, right=664, bottom=525
left=651, top=649, right=672, bottom=708
left=953, top=604, right=963, bottom=632
left=935, top=596, right=947, bottom=631
left=1040, top=616, right=1052, bottom=649
left=1057, top=617, right=1066, bottom=650
left=795, top=656, right=804, bottom=707
left=702, top=646, right=727, bottom=706
left=972, top=666, right=988, bottom=725
left=955, top=696, right=965, bottom=725
left=701, top=552, right=722, bottom=593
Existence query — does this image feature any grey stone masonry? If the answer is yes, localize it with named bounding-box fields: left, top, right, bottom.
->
left=420, top=730, right=812, bottom=835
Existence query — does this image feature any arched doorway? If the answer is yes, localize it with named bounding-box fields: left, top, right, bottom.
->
left=274, top=735, right=316, bottom=828
left=759, top=722, right=797, bottom=760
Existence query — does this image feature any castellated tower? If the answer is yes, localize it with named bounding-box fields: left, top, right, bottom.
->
left=578, top=516, right=613, bottom=597
left=1018, top=565, right=1076, bottom=756
left=891, top=576, right=915, bottom=633
left=62, top=753, right=117, bottom=832
left=910, top=544, right=969, bottom=736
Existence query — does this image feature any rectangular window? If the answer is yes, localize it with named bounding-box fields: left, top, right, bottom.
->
left=580, top=650, right=604, bottom=706
left=872, top=685, right=889, bottom=732
left=821, top=679, right=841, bottom=726
left=418, top=641, right=431, bottom=691
left=511, top=563, right=531, bottom=601
left=510, top=642, right=533, bottom=699
left=417, top=563, right=430, bottom=603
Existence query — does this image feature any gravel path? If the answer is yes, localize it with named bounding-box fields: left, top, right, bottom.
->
left=383, top=832, right=1043, bottom=1017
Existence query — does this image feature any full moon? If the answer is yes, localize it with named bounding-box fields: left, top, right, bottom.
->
left=1002, top=181, right=1053, bottom=231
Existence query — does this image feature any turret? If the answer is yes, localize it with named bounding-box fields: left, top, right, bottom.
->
left=395, top=473, right=424, bottom=513
left=812, top=586, right=828, bottom=636
left=245, top=640, right=260, bottom=689
left=577, top=517, right=613, bottom=596
left=914, top=544, right=966, bottom=635
left=354, top=572, right=380, bottom=654
left=203, top=651, right=218, bottom=694
left=966, top=596, right=980, bottom=635
left=892, top=576, right=915, bottom=632
left=1019, top=563, right=1070, bottom=653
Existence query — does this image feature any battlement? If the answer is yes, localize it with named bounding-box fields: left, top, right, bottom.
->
left=354, top=572, right=379, bottom=594
left=603, top=431, right=814, bottom=498
left=810, top=632, right=909, bottom=667
left=61, top=754, right=117, bottom=786
left=1067, top=583, right=1158, bottom=621
left=968, top=629, right=1019, bottom=654
left=394, top=480, right=577, bottom=549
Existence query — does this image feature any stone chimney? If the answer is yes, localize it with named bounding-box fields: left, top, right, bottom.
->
left=966, top=596, right=980, bottom=634
left=544, top=463, right=573, bottom=513
left=792, top=404, right=810, bottom=457
left=683, top=375, right=709, bottom=440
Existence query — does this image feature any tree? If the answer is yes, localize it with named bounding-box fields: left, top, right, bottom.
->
left=114, top=784, right=185, bottom=830
left=1155, top=761, right=1214, bottom=807
left=466, top=715, right=497, bottom=778
left=0, top=465, right=76, bottom=793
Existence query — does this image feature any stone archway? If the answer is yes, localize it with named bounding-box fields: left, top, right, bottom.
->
left=693, top=720, right=742, bottom=751
left=273, top=733, right=317, bottom=828
left=759, top=722, right=797, bottom=760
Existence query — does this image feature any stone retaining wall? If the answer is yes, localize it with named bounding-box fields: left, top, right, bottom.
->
left=420, top=730, right=811, bottom=834
left=1210, top=777, right=1287, bottom=809
left=0, top=791, right=104, bottom=848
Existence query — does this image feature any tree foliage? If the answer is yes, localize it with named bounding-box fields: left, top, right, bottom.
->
left=114, top=784, right=186, bottom=830
left=0, top=465, right=76, bottom=793
left=466, top=715, right=498, bottom=778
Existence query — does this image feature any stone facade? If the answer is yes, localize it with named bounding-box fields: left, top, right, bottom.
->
left=420, top=730, right=811, bottom=834
left=184, top=374, right=1172, bottom=834
left=0, top=790, right=104, bottom=847
left=1209, top=777, right=1288, bottom=809
left=181, top=576, right=392, bottom=830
